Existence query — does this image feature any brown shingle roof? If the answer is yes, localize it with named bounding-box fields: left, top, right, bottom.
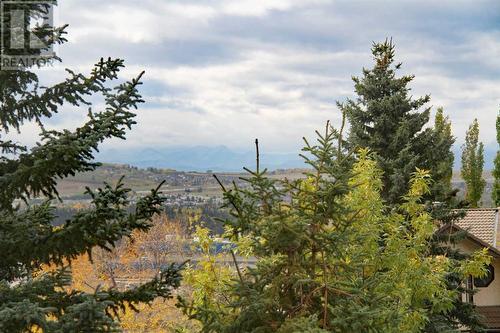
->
left=455, top=208, right=498, bottom=247
left=477, top=306, right=500, bottom=329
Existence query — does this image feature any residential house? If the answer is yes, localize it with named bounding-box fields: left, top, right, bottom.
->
left=448, top=208, right=500, bottom=332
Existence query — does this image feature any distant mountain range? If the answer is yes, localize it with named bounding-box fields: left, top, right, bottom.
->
left=96, top=146, right=305, bottom=172
left=95, top=144, right=498, bottom=172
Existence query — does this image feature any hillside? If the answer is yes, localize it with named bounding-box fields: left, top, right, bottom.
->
left=55, top=164, right=497, bottom=206
left=56, top=163, right=307, bottom=200
left=95, top=146, right=305, bottom=172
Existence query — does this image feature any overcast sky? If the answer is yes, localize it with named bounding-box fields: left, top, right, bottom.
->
left=16, top=0, right=500, bottom=155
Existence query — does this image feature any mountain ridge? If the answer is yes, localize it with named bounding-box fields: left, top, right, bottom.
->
left=96, top=145, right=498, bottom=172
left=96, top=145, right=304, bottom=172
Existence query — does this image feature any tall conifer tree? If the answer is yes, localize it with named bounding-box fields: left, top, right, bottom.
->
left=342, top=40, right=485, bottom=332
left=492, top=112, right=500, bottom=207
left=0, top=2, right=181, bottom=331
left=342, top=40, right=430, bottom=204
left=342, top=40, right=454, bottom=204
left=461, top=119, right=486, bottom=208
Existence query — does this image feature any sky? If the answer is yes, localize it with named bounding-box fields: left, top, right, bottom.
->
left=11, top=0, right=500, bottom=163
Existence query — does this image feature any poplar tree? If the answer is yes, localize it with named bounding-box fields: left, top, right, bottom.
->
left=0, top=2, right=181, bottom=332
left=431, top=108, right=455, bottom=200
left=461, top=119, right=486, bottom=208
left=492, top=112, right=500, bottom=207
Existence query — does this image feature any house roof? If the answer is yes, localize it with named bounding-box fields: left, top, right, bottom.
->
left=477, top=306, right=500, bottom=329
left=438, top=208, right=500, bottom=258
left=455, top=208, right=499, bottom=248
left=449, top=224, right=500, bottom=258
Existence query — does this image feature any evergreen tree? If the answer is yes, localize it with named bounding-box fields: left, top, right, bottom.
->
left=342, top=40, right=453, bottom=204
left=180, top=124, right=490, bottom=332
left=0, top=2, right=181, bottom=332
left=461, top=119, right=486, bottom=208
left=341, top=40, right=485, bottom=332
left=492, top=112, right=500, bottom=207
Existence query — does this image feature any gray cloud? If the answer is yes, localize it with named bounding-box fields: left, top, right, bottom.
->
left=11, top=0, right=500, bottom=159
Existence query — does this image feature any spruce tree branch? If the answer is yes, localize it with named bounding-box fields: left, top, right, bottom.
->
left=0, top=180, right=163, bottom=277
left=213, top=174, right=243, bottom=218
left=338, top=112, right=346, bottom=156
left=255, top=138, right=260, bottom=174
left=0, top=58, right=124, bottom=133
left=230, top=249, right=244, bottom=283
left=0, top=71, right=145, bottom=209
